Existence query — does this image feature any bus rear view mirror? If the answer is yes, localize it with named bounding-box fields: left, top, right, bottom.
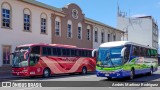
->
left=24, top=51, right=29, bottom=60
left=92, top=49, right=98, bottom=57
left=121, top=47, right=126, bottom=57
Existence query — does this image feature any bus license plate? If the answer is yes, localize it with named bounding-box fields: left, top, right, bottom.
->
left=105, top=74, right=109, bottom=76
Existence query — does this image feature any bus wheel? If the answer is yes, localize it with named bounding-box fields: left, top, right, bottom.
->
left=148, top=66, right=153, bottom=75
left=43, top=68, right=50, bottom=78
left=130, top=68, right=135, bottom=80
left=82, top=67, right=87, bottom=74
left=107, top=77, right=112, bottom=80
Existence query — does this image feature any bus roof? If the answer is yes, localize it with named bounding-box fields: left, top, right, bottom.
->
left=17, top=43, right=92, bottom=50
left=99, top=41, right=156, bottom=49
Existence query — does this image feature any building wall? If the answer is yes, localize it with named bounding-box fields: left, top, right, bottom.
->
left=0, top=0, right=124, bottom=67
left=0, top=0, right=52, bottom=66
left=92, top=24, right=122, bottom=49
left=117, top=16, right=158, bottom=49
left=51, top=4, right=93, bottom=49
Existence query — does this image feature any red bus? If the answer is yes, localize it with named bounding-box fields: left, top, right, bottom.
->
left=12, top=43, right=96, bottom=77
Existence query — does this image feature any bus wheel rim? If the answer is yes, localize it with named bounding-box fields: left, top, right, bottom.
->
left=83, top=68, right=86, bottom=74
left=44, top=70, right=49, bottom=76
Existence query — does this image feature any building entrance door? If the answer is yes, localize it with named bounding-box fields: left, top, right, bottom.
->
left=2, top=45, right=11, bottom=65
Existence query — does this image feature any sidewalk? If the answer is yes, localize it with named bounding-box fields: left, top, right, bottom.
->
left=0, top=65, right=17, bottom=79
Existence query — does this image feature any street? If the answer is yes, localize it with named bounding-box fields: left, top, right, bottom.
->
left=0, top=67, right=160, bottom=90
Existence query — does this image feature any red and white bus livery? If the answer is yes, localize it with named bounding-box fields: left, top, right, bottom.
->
left=12, top=44, right=96, bottom=77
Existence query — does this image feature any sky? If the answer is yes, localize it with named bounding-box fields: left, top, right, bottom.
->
left=37, top=0, right=160, bottom=45
left=37, top=0, right=160, bottom=27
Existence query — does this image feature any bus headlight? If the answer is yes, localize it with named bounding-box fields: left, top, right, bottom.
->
left=117, top=73, right=120, bottom=76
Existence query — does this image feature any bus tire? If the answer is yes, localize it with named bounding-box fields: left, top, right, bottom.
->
left=130, top=68, right=135, bottom=80
left=148, top=66, right=153, bottom=75
left=43, top=68, right=50, bottom=78
left=107, top=77, right=112, bottom=80
left=81, top=67, right=87, bottom=75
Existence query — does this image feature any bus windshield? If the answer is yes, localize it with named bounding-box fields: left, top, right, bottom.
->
left=12, top=47, right=30, bottom=67
left=97, top=46, right=123, bottom=67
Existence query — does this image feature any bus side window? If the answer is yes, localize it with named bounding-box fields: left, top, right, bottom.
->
left=139, top=47, right=143, bottom=56
left=124, top=45, right=131, bottom=63
left=66, top=49, right=70, bottom=56
left=75, top=49, right=78, bottom=56
left=143, top=48, right=147, bottom=57
left=82, top=50, right=85, bottom=57
left=147, top=49, right=151, bottom=57
left=52, top=48, right=57, bottom=56
left=79, top=50, right=82, bottom=57
left=47, top=47, right=52, bottom=56
left=62, top=48, right=70, bottom=57
left=57, top=48, right=61, bottom=56
left=71, top=49, right=75, bottom=57
left=132, top=46, right=139, bottom=56
left=42, top=47, right=51, bottom=56
left=86, top=50, right=91, bottom=57
left=30, top=46, right=40, bottom=66
left=42, top=47, right=47, bottom=56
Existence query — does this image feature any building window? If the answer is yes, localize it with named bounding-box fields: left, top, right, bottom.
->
left=2, top=45, right=11, bottom=65
left=40, top=13, right=47, bottom=34
left=41, top=18, right=46, bottom=33
left=108, top=34, right=110, bottom=42
left=68, top=24, right=72, bottom=38
left=24, top=14, right=30, bottom=31
left=67, top=20, right=72, bottom=38
left=78, top=27, right=82, bottom=39
left=1, top=2, right=11, bottom=28
left=87, top=25, right=91, bottom=40
left=55, top=21, right=60, bottom=36
left=95, top=30, right=98, bottom=42
left=55, top=17, right=61, bottom=36
left=101, top=31, right=105, bottom=43
left=23, top=8, right=31, bottom=31
left=87, top=29, right=90, bottom=40
left=78, top=23, right=82, bottom=39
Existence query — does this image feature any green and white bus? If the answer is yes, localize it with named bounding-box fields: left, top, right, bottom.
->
left=92, top=41, right=158, bottom=79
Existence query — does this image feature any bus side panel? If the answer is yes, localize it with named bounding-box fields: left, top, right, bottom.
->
left=39, top=56, right=96, bottom=74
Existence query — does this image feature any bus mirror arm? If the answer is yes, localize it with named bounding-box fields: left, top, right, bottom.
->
left=92, top=49, right=98, bottom=57
left=24, top=51, right=29, bottom=60
left=121, top=47, right=127, bottom=57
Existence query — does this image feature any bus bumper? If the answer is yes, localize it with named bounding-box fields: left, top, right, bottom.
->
left=12, top=67, right=30, bottom=76
left=96, top=70, right=127, bottom=78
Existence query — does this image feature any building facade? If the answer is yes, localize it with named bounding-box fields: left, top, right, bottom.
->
left=0, top=0, right=55, bottom=66
left=117, top=14, right=159, bottom=49
left=0, top=0, right=123, bottom=67
left=51, top=3, right=124, bottom=49
left=51, top=3, right=93, bottom=48
left=85, top=18, right=123, bottom=49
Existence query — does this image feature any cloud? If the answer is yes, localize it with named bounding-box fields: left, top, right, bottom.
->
left=131, top=14, right=148, bottom=18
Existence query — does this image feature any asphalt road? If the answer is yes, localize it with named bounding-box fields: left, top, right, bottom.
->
left=0, top=67, right=160, bottom=90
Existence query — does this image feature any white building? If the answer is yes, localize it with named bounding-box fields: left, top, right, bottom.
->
left=85, top=18, right=124, bottom=49
left=117, top=13, right=159, bottom=49
left=0, top=0, right=55, bottom=66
